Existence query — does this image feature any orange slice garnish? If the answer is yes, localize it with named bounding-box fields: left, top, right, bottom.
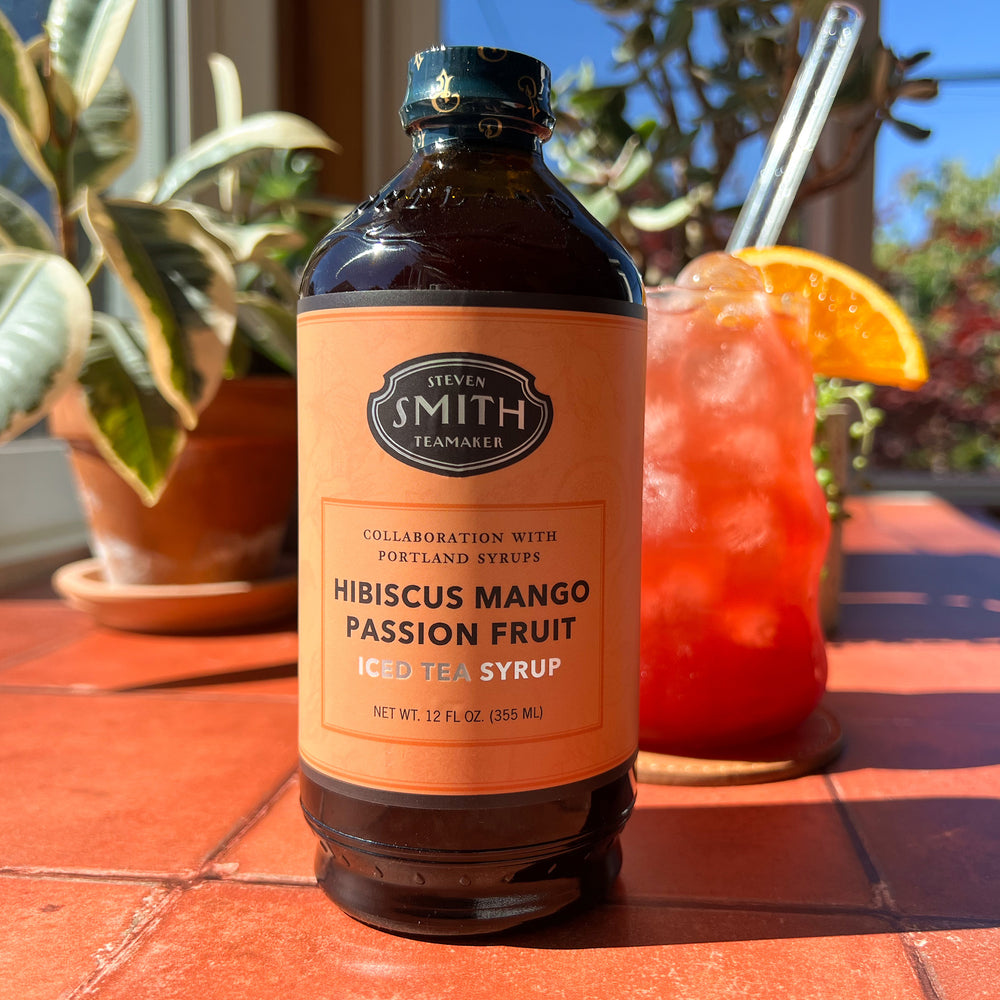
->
left=735, top=245, right=928, bottom=389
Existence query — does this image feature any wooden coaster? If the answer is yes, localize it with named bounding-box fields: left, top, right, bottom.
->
left=636, top=706, right=843, bottom=786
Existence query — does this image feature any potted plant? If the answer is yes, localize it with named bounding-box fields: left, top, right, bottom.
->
left=0, top=0, right=339, bottom=594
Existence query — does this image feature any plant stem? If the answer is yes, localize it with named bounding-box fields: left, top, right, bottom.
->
left=58, top=197, right=77, bottom=267
left=39, top=42, right=79, bottom=268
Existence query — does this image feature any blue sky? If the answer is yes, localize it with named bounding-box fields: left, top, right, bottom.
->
left=443, top=0, right=1000, bottom=237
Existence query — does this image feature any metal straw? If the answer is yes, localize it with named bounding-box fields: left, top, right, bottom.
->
left=727, top=2, right=865, bottom=251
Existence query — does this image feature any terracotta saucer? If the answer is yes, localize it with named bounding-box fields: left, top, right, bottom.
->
left=635, top=706, right=843, bottom=786
left=52, top=558, right=297, bottom=634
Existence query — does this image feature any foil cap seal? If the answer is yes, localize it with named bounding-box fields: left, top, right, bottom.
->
left=400, top=46, right=554, bottom=135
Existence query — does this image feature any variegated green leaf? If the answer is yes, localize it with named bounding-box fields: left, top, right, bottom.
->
left=72, top=66, right=138, bottom=195
left=151, top=112, right=338, bottom=203
left=579, top=187, right=621, bottom=228
left=0, top=186, right=56, bottom=251
left=609, top=139, right=652, bottom=193
left=627, top=184, right=714, bottom=233
left=26, top=34, right=78, bottom=121
left=208, top=53, right=242, bottom=129
left=0, top=19, right=54, bottom=189
left=0, top=250, right=92, bottom=441
left=22, top=35, right=77, bottom=189
left=0, top=10, right=48, bottom=144
left=82, top=193, right=236, bottom=429
left=627, top=198, right=694, bottom=233
left=78, top=312, right=186, bottom=505
left=184, top=204, right=303, bottom=262
left=47, top=0, right=137, bottom=112
left=235, top=292, right=296, bottom=374
left=208, top=53, right=242, bottom=212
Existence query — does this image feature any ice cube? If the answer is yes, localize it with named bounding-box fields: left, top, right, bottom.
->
left=676, top=252, right=765, bottom=292
left=723, top=600, right=780, bottom=649
left=643, top=398, right=684, bottom=460
left=647, top=558, right=721, bottom=617
left=713, top=294, right=772, bottom=330
left=646, top=293, right=698, bottom=364
left=711, top=492, right=775, bottom=554
left=642, top=467, right=697, bottom=539
left=705, top=424, right=782, bottom=484
left=683, top=333, right=770, bottom=414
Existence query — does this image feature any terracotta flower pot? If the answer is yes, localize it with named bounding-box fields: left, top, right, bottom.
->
left=51, top=377, right=298, bottom=586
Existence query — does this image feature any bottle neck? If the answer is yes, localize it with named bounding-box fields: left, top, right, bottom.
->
left=408, top=118, right=548, bottom=157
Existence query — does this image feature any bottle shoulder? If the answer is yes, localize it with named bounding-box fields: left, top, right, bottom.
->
left=300, top=151, right=642, bottom=304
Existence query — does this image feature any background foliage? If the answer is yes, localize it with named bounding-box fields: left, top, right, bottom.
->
left=553, top=0, right=937, bottom=280
left=873, top=160, right=1000, bottom=475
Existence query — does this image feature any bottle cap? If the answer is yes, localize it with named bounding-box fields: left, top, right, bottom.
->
left=400, top=46, right=554, bottom=136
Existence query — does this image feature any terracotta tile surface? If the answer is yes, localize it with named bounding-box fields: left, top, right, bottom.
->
left=827, top=641, right=1000, bottom=702
left=85, top=882, right=929, bottom=1000
left=842, top=495, right=1000, bottom=556
left=0, top=598, right=93, bottom=667
left=0, top=691, right=296, bottom=873
left=1, top=495, right=998, bottom=999
left=916, top=925, right=1000, bottom=1000
left=0, top=624, right=298, bottom=693
left=0, top=875, right=169, bottom=1000
left=837, top=497, right=1000, bottom=643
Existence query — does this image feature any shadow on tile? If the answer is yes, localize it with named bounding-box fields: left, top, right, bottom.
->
left=616, top=796, right=1000, bottom=928
left=831, top=796, right=1000, bottom=921
left=837, top=553, right=1000, bottom=641
left=486, top=900, right=998, bottom=952
left=825, top=691, right=1000, bottom=769
left=121, top=661, right=297, bottom=690
left=617, top=798, right=871, bottom=909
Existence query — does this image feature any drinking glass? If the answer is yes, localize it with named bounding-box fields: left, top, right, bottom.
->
left=639, top=284, right=830, bottom=754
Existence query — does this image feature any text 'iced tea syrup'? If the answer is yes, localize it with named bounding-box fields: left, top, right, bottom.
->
left=297, top=45, right=646, bottom=936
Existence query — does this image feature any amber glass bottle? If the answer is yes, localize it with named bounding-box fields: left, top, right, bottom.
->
left=297, top=46, right=645, bottom=936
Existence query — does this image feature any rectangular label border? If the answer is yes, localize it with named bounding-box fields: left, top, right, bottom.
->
left=319, top=497, right=607, bottom=748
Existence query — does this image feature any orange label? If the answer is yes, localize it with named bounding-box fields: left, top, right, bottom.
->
left=298, top=300, right=646, bottom=795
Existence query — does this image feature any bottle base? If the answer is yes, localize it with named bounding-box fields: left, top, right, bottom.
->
left=312, top=831, right=624, bottom=937
left=300, top=759, right=636, bottom=936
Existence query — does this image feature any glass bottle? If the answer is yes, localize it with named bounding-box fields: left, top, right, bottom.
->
left=297, top=46, right=646, bottom=936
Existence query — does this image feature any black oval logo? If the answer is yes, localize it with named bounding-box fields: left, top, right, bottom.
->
left=368, top=353, right=553, bottom=477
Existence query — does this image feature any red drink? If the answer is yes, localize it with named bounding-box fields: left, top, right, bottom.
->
left=639, top=284, right=830, bottom=754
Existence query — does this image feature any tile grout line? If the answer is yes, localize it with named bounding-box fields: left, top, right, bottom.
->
left=897, top=927, right=949, bottom=1000
left=200, top=765, right=303, bottom=874
left=823, top=773, right=947, bottom=1000
left=0, top=632, right=95, bottom=676
left=0, top=683, right=297, bottom=704
left=822, top=773, right=896, bottom=909
left=4, top=863, right=992, bottom=929
left=4, top=863, right=992, bottom=931
left=1, top=867, right=193, bottom=884
left=61, top=882, right=186, bottom=999
left=12, top=768, right=307, bottom=997
left=0, top=866, right=317, bottom=890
